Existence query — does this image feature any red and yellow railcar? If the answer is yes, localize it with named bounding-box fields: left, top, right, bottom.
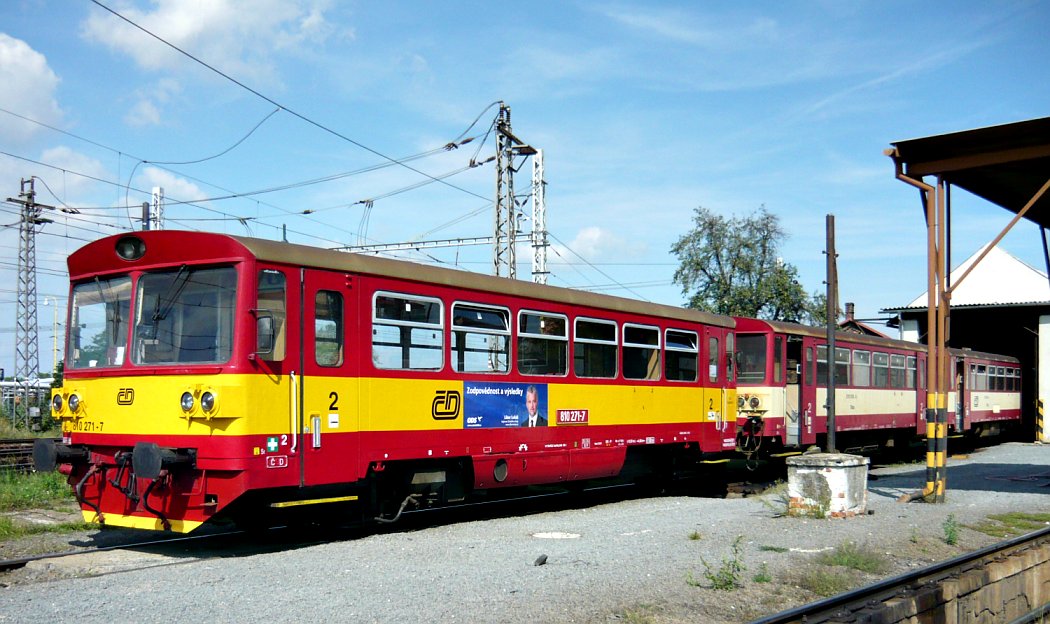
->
left=732, top=318, right=1020, bottom=456
left=37, top=231, right=738, bottom=532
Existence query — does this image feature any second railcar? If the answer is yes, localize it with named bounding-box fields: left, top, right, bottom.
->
left=732, top=317, right=1020, bottom=456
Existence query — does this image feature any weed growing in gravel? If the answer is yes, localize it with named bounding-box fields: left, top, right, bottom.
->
left=688, top=530, right=702, bottom=541
left=758, top=480, right=790, bottom=516
left=0, top=470, right=73, bottom=511
left=795, top=565, right=857, bottom=597
left=815, top=541, right=889, bottom=574
left=942, top=514, right=959, bottom=545
left=969, top=512, right=1050, bottom=538
left=752, top=563, right=772, bottom=583
left=616, top=605, right=657, bottom=624
left=688, top=535, right=747, bottom=590
left=759, top=545, right=788, bottom=553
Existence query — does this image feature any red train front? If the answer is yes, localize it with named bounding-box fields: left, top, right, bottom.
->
left=37, top=231, right=738, bottom=532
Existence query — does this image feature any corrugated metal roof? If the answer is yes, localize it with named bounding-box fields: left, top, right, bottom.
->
left=883, top=245, right=1050, bottom=311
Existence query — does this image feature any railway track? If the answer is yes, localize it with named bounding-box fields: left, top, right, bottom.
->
left=0, top=438, right=46, bottom=473
left=753, top=525, right=1050, bottom=623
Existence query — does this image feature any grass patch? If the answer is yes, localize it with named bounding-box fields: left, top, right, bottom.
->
left=795, top=565, right=858, bottom=597
left=688, top=530, right=702, bottom=541
left=968, top=512, right=1050, bottom=539
left=0, top=515, right=92, bottom=541
left=615, top=606, right=658, bottom=624
left=0, top=470, right=74, bottom=511
left=815, top=541, right=890, bottom=574
left=759, top=545, right=789, bottom=553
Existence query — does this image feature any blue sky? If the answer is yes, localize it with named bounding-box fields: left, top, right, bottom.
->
left=1, top=0, right=1048, bottom=376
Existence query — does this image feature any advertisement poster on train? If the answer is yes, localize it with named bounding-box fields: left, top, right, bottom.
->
left=463, top=381, right=548, bottom=429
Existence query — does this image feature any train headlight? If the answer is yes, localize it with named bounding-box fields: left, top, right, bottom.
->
left=749, top=396, right=761, bottom=409
left=180, top=392, right=195, bottom=413
left=737, top=396, right=745, bottom=408
left=68, top=394, right=80, bottom=413
left=52, top=394, right=63, bottom=412
left=115, top=235, right=146, bottom=261
left=200, top=391, right=216, bottom=412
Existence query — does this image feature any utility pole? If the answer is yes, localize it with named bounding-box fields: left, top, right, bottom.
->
left=531, top=149, right=549, bottom=284
left=494, top=103, right=538, bottom=279
left=825, top=214, right=839, bottom=453
left=151, top=187, right=165, bottom=230
left=7, top=178, right=53, bottom=426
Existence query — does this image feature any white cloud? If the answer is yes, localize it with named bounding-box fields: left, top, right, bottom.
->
left=556, top=225, right=646, bottom=262
left=37, top=147, right=109, bottom=197
left=125, top=78, right=182, bottom=127
left=0, top=34, right=63, bottom=144
left=80, top=0, right=335, bottom=83
left=139, top=166, right=206, bottom=202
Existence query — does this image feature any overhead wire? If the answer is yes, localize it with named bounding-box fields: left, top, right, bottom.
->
left=89, top=0, right=491, bottom=204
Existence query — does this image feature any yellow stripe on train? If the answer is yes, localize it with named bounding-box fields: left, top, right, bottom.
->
left=56, top=374, right=735, bottom=437
left=82, top=510, right=203, bottom=533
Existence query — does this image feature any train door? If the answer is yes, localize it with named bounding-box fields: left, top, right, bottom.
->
left=300, top=269, right=360, bottom=487
left=798, top=339, right=818, bottom=446
left=784, top=336, right=803, bottom=447
left=703, top=326, right=733, bottom=449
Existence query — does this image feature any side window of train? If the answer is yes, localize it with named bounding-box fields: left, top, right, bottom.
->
left=517, top=311, right=568, bottom=376
left=372, top=292, right=443, bottom=371
left=872, top=352, right=890, bottom=387
left=835, top=348, right=850, bottom=386
left=816, top=345, right=828, bottom=384
left=256, top=269, right=287, bottom=361
left=805, top=347, right=814, bottom=386
left=451, top=302, right=510, bottom=374
left=664, top=329, right=698, bottom=382
left=708, top=336, right=719, bottom=382
left=906, top=356, right=917, bottom=389
left=725, top=332, right=735, bottom=382
left=574, top=318, right=618, bottom=379
left=773, top=336, right=783, bottom=384
left=889, top=354, right=906, bottom=388
left=623, top=324, right=660, bottom=381
left=853, top=351, right=871, bottom=387
left=314, top=290, right=343, bottom=367
left=976, top=364, right=987, bottom=391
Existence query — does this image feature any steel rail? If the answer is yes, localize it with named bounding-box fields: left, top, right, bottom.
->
left=752, top=525, right=1050, bottom=624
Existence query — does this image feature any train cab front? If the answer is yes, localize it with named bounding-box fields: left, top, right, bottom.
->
left=37, top=389, right=212, bottom=533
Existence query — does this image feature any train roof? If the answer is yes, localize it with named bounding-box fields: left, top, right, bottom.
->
left=68, top=230, right=734, bottom=329
left=733, top=317, right=1019, bottom=363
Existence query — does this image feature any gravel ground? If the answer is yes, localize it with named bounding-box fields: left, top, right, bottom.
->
left=2, top=442, right=1050, bottom=623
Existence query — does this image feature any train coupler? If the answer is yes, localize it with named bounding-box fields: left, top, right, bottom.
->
left=33, top=438, right=89, bottom=472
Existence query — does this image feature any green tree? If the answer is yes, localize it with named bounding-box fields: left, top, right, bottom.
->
left=671, top=206, right=817, bottom=322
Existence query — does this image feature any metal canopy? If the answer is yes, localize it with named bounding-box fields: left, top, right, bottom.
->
left=886, top=116, right=1050, bottom=504
left=890, top=117, right=1050, bottom=225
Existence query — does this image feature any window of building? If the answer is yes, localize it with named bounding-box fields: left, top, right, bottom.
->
left=517, top=311, right=568, bottom=376
left=372, top=293, right=443, bottom=370
left=665, top=329, right=698, bottom=382
left=574, top=318, right=618, bottom=378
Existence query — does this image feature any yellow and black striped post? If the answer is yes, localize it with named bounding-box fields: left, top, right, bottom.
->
left=924, top=393, right=947, bottom=503
left=1038, top=399, right=1044, bottom=443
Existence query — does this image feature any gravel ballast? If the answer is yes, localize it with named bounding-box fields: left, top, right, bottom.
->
left=2, top=442, right=1049, bottom=623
